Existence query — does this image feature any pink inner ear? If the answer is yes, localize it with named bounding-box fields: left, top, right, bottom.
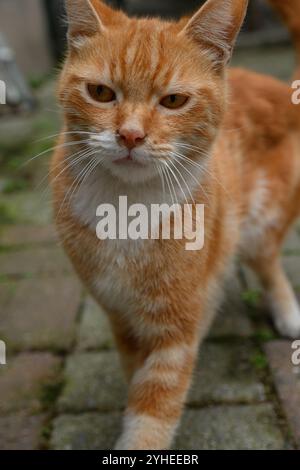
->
left=66, top=0, right=104, bottom=44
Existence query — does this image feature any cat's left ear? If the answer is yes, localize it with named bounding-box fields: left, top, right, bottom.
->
left=180, top=0, right=248, bottom=70
left=65, top=0, right=111, bottom=49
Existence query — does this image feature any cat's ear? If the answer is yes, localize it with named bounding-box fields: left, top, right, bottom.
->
left=181, top=0, right=248, bottom=70
left=65, top=0, right=110, bottom=49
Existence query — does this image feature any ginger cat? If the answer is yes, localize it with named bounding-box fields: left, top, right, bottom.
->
left=51, top=0, right=300, bottom=449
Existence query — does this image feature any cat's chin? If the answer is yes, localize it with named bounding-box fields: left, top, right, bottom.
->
left=103, top=160, right=160, bottom=185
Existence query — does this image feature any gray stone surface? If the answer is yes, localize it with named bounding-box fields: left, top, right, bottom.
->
left=283, top=256, right=300, bottom=289
left=241, top=266, right=261, bottom=291
left=51, top=404, right=287, bottom=451
left=188, top=343, right=266, bottom=405
left=0, top=353, right=61, bottom=413
left=282, top=230, right=300, bottom=255
left=57, top=352, right=127, bottom=413
left=175, top=405, right=288, bottom=450
left=210, top=309, right=254, bottom=338
left=0, top=412, right=46, bottom=450
left=238, top=229, right=300, bottom=290
left=50, top=412, right=121, bottom=450
left=77, top=297, right=114, bottom=351
left=0, top=282, right=17, bottom=310
left=0, top=246, right=73, bottom=277
left=209, top=270, right=254, bottom=338
left=0, top=277, right=81, bottom=351
left=0, top=225, right=58, bottom=247
left=265, top=341, right=300, bottom=448
left=1, top=43, right=300, bottom=451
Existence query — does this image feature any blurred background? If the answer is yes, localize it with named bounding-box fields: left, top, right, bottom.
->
left=0, top=0, right=299, bottom=452
left=0, top=0, right=295, bottom=202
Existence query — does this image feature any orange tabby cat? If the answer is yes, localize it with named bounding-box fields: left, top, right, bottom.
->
left=51, top=0, right=300, bottom=449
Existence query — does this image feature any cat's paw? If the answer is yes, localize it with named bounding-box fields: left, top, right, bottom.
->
left=272, top=302, right=300, bottom=339
left=114, top=437, right=126, bottom=450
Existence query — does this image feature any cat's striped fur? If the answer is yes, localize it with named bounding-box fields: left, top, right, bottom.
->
left=51, top=0, right=300, bottom=449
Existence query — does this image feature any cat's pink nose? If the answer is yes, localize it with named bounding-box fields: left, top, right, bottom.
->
left=118, top=128, right=146, bottom=150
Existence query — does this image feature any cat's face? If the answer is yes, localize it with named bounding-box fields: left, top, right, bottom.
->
left=60, top=0, right=248, bottom=184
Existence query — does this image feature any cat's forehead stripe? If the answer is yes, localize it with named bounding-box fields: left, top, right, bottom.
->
left=71, top=22, right=209, bottom=99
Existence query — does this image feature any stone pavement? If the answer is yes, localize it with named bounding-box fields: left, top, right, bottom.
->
left=0, top=45, right=300, bottom=450
left=0, top=215, right=299, bottom=450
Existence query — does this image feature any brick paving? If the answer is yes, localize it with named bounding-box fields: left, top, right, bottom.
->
left=0, top=215, right=299, bottom=450
left=0, top=45, right=300, bottom=450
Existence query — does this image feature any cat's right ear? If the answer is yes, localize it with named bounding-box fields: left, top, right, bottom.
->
left=180, top=0, right=248, bottom=71
left=65, top=0, right=107, bottom=49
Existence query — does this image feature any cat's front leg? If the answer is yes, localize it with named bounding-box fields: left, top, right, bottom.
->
left=115, top=334, right=199, bottom=450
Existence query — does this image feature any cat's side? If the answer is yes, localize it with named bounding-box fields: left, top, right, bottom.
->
left=51, top=0, right=300, bottom=449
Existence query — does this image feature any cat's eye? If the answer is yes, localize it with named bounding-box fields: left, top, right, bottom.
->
left=160, top=94, right=189, bottom=110
left=87, top=84, right=116, bottom=103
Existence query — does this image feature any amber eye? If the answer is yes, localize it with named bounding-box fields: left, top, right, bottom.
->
left=87, top=84, right=116, bottom=103
left=160, top=94, right=189, bottom=109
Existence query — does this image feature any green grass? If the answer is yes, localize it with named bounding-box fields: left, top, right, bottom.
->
left=250, top=351, right=268, bottom=370
left=255, top=329, right=278, bottom=342
left=0, top=203, right=17, bottom=225
left=283, top=249, right=300, bottom=256
left=242, top=289, right=262, bottom=309
left=2, top=179, right=30, bottom=194
left=28, top=73, right=53, bottom=90
left=39, top=379, right=64, bottom=410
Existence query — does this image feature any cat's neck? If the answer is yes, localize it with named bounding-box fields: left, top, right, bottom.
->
left=70, top=156, right=207, bottom=232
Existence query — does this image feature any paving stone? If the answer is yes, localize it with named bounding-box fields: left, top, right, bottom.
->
left=50, top=412, right=121, bottom=450
left=0, top=225, right=58, bottom=247
left=57, top=352, right=127, bottom=413
left=0, top=246, right=72, bottom=277
left=0, top=412, right=46, bottom=450
left=264, top=341, right=300, bottom=448
left=51, top=404, right=286, bottom=451
left=283, top=256, right=300, bottom=289
left=282, top=230, right=300, bottom=255
left=209, top=274, right=254, bottom=338
left=77, top=297, right=114, bottom=351
left=242, top=253, right=300, bottom=292
left=59, top=342, right=265, bottom=414
left=210, top=310, right=254, bottom=339
left=0, top=277, right=81, bottom=351
left=175, top=405, right=287, bottom=450
left=188, top=343, right=266, bottom=405
left=241, top=266, right=261, bottom=292
left=0, top=282, right=17, bottom=310
left=0, top=353, right=61, bottom=413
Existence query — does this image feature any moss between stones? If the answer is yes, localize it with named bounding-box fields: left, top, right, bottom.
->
left=242, top=289, right=262, bottom=310
left=39, top=378, right=65, bottom=411
left=250, top=351, right=268, bottom=371
left=254, top=329, right=278, bottom=342
left=0, top=203, right=17, bottom=225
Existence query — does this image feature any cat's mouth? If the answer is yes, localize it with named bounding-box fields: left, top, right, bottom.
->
left=113, top=153, right=145, bottom=166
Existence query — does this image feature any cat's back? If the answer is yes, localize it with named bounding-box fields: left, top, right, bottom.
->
left=225, top=68, right=299, bottom=146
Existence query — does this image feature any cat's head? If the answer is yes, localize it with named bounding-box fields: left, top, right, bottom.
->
left=60, top=0, right=248, bottom=184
